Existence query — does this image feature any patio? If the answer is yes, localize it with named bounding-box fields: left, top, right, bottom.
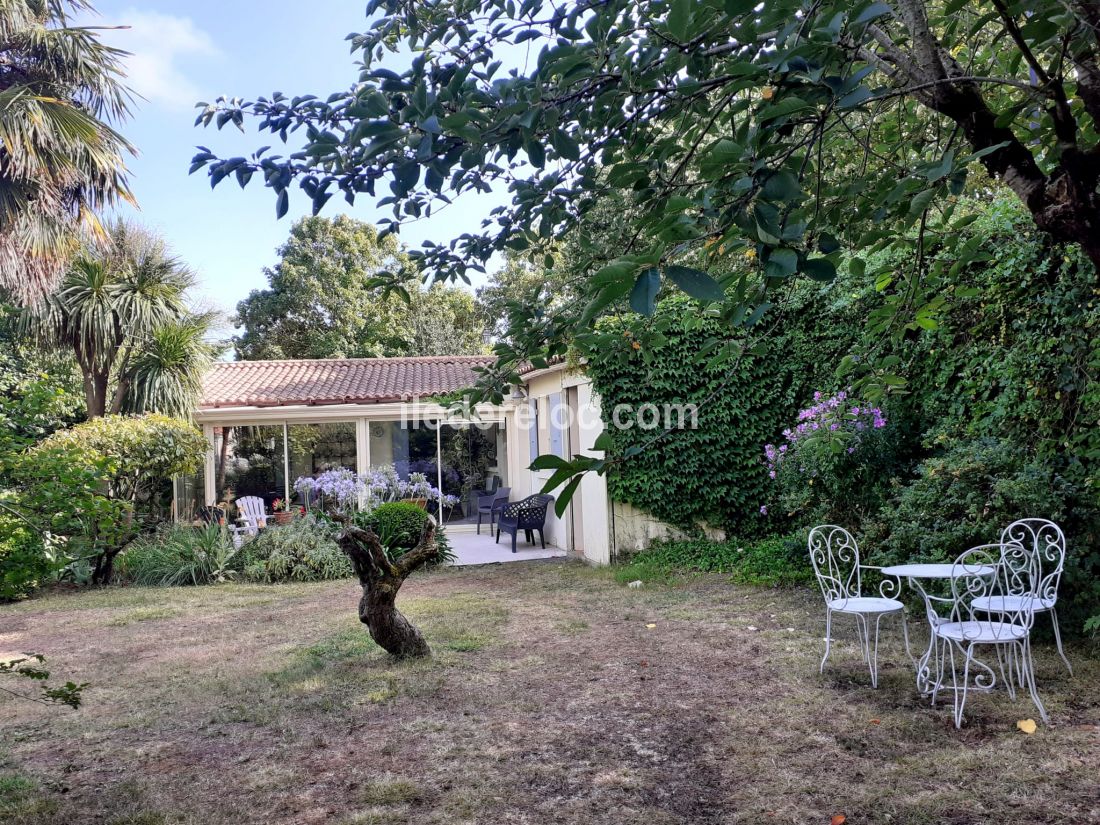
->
left=446, top=529, right=567, bottom=566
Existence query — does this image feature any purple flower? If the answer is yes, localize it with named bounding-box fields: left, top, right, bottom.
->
left=759, top=505, right=768, bottom=515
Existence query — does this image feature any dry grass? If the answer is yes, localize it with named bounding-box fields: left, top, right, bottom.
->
left=1, top=560, right=1098, bottom=825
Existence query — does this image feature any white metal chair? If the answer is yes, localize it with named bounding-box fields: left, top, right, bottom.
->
left=971, top=519, right=1071, bottom=674
left=931, top=542, right=1047, bottom=728
left=808, top=525, right=911, bottom=688
left=234, top=496, right=268, bottom=537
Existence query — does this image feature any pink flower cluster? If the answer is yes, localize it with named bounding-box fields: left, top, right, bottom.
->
left=764, top=390, right=886, bottom=478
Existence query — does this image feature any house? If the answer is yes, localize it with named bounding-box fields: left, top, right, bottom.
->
left=183, top=355, right=618, bottom=565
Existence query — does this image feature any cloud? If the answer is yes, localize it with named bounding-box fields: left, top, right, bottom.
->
left=100, top=10, right=218, bottom=110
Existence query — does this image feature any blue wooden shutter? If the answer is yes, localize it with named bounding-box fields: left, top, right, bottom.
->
left=528, top=398, right=539, bottom=461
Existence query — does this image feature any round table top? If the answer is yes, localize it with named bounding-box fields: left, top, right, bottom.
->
left=881, top=563, right=996, bottom=579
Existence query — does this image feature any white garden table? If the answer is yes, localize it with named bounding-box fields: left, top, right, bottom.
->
left=881, top=562, right=997, bottom=695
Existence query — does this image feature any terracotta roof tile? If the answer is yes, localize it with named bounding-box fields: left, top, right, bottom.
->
left=199, top=356, right=494, bottom=409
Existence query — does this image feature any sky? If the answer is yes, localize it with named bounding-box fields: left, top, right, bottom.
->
left=86, top=1, right=508, bottom=324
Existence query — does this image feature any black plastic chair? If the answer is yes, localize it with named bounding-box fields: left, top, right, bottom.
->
left=496, top=494, right=554, bottom=553
left=476, top=487, right=511, bottom=535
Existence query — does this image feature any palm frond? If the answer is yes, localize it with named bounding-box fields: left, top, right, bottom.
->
left=125, top=316, right=220, bottom=417
left=0, top=0, right=134, bottom=304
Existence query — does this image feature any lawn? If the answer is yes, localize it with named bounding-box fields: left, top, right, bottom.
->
left=1, top=560, right=1098, bottom=825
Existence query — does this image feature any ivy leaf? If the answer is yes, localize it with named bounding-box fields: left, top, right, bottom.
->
left=665, top=265, right=725, bottom=302
left=630, top=267, right=661, bottom=316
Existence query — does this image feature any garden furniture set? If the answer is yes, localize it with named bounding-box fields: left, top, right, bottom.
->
left=809, top=519, right=1069, bottom=728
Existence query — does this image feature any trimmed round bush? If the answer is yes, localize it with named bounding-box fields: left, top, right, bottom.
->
left=353, top=503, right=455, bottom=566
left=359, top=502, right=431, bottom=551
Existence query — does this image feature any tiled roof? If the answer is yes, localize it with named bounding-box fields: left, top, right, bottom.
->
left=198, top=356, right=495, bottom=409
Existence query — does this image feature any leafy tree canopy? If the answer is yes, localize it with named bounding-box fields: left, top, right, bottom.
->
left=195, top=0, right=1100, bottom=395
left=235, top=214, right=487, bottom=359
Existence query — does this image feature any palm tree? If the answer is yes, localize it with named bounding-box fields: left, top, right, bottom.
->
left=22, top=220, right=220, bottom=417
left=0, top=0, right=135, bottom=305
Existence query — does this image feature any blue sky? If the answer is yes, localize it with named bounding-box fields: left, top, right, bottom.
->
left=88, top=1, right=506, bottom=324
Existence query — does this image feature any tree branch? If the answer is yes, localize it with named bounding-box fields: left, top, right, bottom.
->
left=395, top=516, right=439, bottom=578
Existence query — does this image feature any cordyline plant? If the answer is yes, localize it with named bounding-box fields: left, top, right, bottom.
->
left=191, top=0, right=1100, bottom=509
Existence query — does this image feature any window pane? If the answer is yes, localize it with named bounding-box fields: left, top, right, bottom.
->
left=213, top=425, right=285, bottom=511
left=440, top=422, right=508, bottom=525
left=174, top=472, right=205, bottom=522
left=367, top=420, right=441, bottom=517
left=287, top=422, right=357, bottom=490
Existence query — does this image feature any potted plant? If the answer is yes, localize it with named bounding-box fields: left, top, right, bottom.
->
left=271, top=497, right=296, bottom=525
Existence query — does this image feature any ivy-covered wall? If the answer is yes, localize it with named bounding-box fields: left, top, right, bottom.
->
left=582, top=292, right=857, bottom=533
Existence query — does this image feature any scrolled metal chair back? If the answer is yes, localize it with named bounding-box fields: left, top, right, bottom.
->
left=949, top=542, right=1034, bottom=638
left=807, top=525, right=862, bottom=603
left=1000, top=518, right=1066, bottom=606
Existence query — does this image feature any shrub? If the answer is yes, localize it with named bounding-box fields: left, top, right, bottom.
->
left=862, top=439, right=1100, bottom=632
left=766, top=390, right=906, bottom=526
left=0, top=514, right=62, bottom=600
left=20, top=414, right=208, bottom=583
left=355, top=502, right=455, bottom=565
left=239, top=516, right=353, bottom=582
left=617, top=533, right=812, bottom=588
left=118, top=524, right=240, bottom=586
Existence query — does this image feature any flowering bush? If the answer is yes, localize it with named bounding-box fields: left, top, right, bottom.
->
left=294, top=464, right=458, bottom=515
left=763, top=390, right=897, bottom=525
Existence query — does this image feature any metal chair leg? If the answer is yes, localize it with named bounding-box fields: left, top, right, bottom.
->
left=1022, top=638, right=1049, bottom=724
left=868, top=613, right=884, bottom=688
left=820, top=609, right=833, bottom=674
left=1049, top=608, right=1073, bottom=675
left=952, top=643, right=972, bottom=729
left=898, top=610, right=915, bottom=667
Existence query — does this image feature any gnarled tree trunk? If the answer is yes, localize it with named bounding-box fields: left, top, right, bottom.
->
left=335, top=517, right=438, bottom=658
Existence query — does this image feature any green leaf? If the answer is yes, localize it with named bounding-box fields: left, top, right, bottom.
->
left=667, top=0, right=692, bottom=40
left=800, top=257, right=837, bottom=282
left=762, top=170, right=801, bottom=201
left=909, top=188, right=937, bottom=217
left=554, top=475, right=583, bottom=517
left=551, top=130, right=581, bottom=162
left=630, top=267, right=661, bottom=316
left=758, top=97, right=811, bottom=122
left=837, top=86, right=873, bottom=108
left=593, top=432, right=615, bottom=452
left=665, top=265, right=725, bottom=302
left=275, top=189, right=289, bottom=219
left=530, top=454, right=569, bottom=471
left=764, top=247, right=798, bottom=279
left=852, top=2, right=893, bottom=26
left=818, top=232, right=840, bottom=254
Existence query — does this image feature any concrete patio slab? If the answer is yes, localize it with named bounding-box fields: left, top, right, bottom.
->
left=445, top=529, right=567, bottom=566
